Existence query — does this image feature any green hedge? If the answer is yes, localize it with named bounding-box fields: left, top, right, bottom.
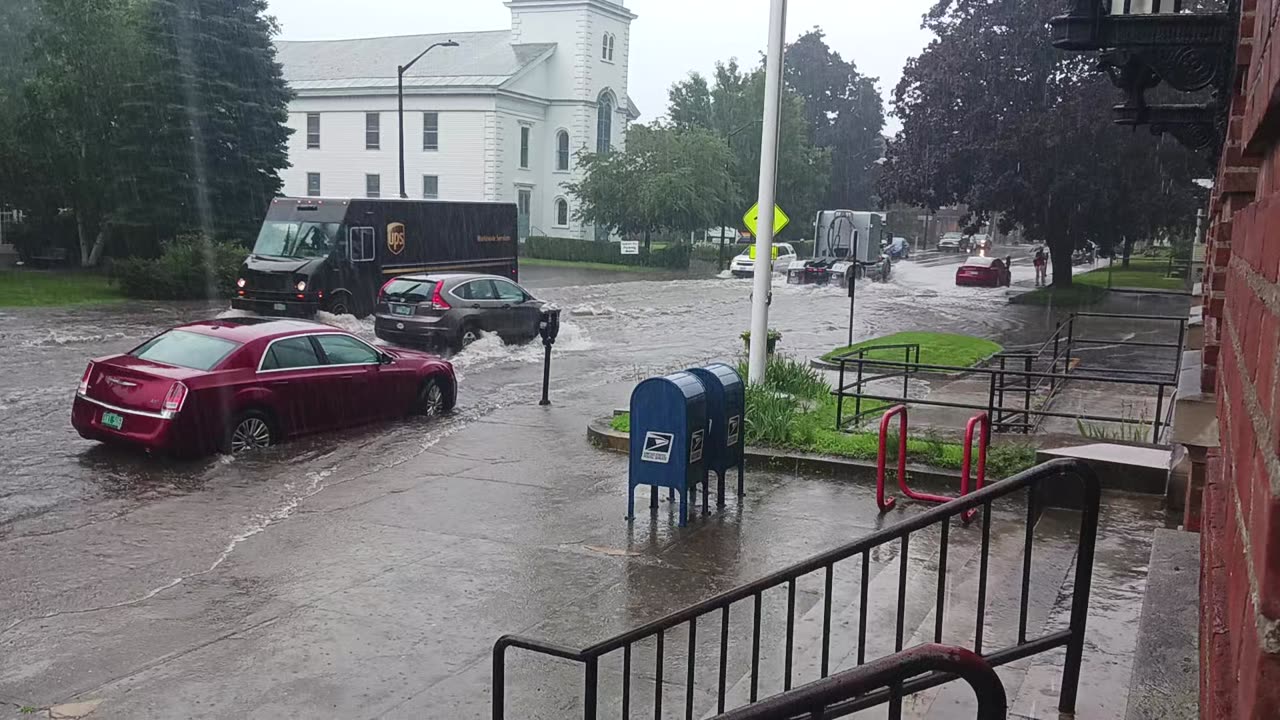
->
left=113, top=235, right=246, bottom=300
left=522, top=236, right=690, bottom=269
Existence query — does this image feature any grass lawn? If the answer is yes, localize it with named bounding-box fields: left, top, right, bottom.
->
left=520, top=257, right=665, bottom=273
left=820, top=331, right=1002, bottom=369
left=1075, top=258, right=1187, bottom=291
left=0, top=269, right=124, bottom=307
left=611, top=355, right=1038, bottom=478
left=1013, top=283, right=1109, bottom=307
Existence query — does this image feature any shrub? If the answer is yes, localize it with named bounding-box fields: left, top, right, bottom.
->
left=113, top=234, right=246, bottom=300
left=522, top=235, right=690, bottom=269
left=737, top=354, right=828, bottom=401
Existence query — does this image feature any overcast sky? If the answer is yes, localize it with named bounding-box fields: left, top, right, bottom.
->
left=265, top=0, right=938, bottom=134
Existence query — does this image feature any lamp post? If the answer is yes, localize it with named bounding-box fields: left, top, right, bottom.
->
left=398, top=40, right=459, bottom=199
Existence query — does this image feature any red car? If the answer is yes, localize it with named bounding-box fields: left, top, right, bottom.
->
left=71, top=318, right=456, bottom=456
left=955, top=256, right=1012, bottom=287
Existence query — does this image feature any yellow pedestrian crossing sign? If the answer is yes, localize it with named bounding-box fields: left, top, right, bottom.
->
left=743, top=203, right=790, bottom=238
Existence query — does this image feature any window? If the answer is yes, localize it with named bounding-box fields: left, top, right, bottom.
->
left=596, top=95, right=613, bottom=153
left=602, top=34, right=610, bottom=60
left=306, top=172, right=321, bottom=197
left=423, top=112, right=439, bottom=151
left=365, top=174, right=380, bottom=198
left=348, top=227, right=375, bottom=262
left=131, top=330, right=240, bottom=371
left=493, top=280, right=526, bottom=303
left=608, top=34, right=616, bottom=62
left=259, top=336, right=321, bottom=372
left=306, top=113, right=320, bottom=149
left=556, top=130, right=570, bottom=171
left=520, top=126, right=531, bottom=169
left=365, top=112, right=380, bottom=150
left=517, top=188, right=532, bottom=218
left=454, top=279, right=497, bottom=301
left=316, top=334, right=380, bottom=365
left=423, top=175, right=439, bottom=200
left=554, top=198, right=569, bottom=227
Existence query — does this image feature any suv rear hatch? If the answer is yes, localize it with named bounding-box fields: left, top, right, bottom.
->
left=379, top=277, right=448, bottom=317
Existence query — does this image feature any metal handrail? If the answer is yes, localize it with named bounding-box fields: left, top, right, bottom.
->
left=960, top=413, right=991, bottom=523
left=875, top=405, right=909, bottom=512
left=710, top=644, right=1007, bottom=720
left=875, top=406, right=987, bottom=522
left=493, top=458, right=1101, bottom=720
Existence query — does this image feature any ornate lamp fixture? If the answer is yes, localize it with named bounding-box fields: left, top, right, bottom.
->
left=1050, top=0, right=1238, bottom=161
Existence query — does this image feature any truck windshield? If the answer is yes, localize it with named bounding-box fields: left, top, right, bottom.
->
left=252, top=221, right=340, bottom=259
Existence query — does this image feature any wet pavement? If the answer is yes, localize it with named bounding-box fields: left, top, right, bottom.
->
left=0, top=249, right=1180, bottom=717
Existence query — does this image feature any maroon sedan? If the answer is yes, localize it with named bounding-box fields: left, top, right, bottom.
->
left=955, top=256, right=1012, bottom=288
left=72, top=318, right=456, bottom=456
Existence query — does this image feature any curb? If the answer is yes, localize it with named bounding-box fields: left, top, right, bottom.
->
left=587, top=418, right=964, bottom=487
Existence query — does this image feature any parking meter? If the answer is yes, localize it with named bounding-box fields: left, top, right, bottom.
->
left=538, top=306, right=561, bottom=405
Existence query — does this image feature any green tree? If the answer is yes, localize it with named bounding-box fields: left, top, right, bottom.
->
left=667, top=62, right=830, bottom=241
left=120, top=0, right=292, bottom=243
left=566, top=123, right=739, bottom=250
left=880, top=0, right=1202, bottom=286
left=0, top=0, right=40, bottom=209
left=16, top=0, right=142, bottom=266
left=784, top=28, right=886, bottom=210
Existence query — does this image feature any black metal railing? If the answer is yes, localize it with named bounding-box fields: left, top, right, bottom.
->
left=710, top=644, right=1007, bottom=720
left=833, top=313, right=1187, bottom=441
left=492, top=458, right=1100, bottom=720
left=830, top=343, right=921, bottom=422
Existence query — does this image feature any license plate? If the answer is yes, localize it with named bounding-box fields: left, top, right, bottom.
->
left=392, top=304, right=414, bottom=316
left=273, top=303, right=287, bottom=312
left=102, top=411, right=124, bottom=430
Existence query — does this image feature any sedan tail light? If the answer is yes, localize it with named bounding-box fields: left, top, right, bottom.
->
left=78, top=362, right=94, bottom=395
left=431, top=281, right=451, bottom=310
left=162, top=381, right=189, bottom=415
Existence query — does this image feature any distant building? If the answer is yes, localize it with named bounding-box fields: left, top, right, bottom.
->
left=274, top=0, right=640, bottom=240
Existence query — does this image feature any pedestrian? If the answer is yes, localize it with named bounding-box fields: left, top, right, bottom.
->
left=1033, top=247, right=1048, bottom=286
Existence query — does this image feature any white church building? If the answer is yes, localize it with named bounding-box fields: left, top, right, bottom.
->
left=274, top=0, right=639, bottom=241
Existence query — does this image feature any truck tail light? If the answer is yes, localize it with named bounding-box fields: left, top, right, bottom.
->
left=162, top=381, right=189, bottom=415
left=431, top=281, right=451, bottom=310
left=78, top=362, right=94, bottom=395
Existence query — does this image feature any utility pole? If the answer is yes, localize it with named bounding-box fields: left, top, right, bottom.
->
left=747, top=0, right=788, bottom=385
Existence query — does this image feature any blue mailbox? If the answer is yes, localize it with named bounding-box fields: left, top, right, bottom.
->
left=687, top=363, right=746, bottom=505
left=628, top=372, right=709, bottom=527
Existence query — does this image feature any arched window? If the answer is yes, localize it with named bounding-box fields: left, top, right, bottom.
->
left=602, top=34, right=610, bottom=60
left=596, top=93, right=614, bottom=154
left=555, top=198, right=569, bottom=227
left=556, top=130, right=570, bottom=171
left=607, top=34, right=615, bottom=61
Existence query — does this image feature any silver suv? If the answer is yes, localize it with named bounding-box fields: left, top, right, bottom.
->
left=373, top=273, right=546, bottom=350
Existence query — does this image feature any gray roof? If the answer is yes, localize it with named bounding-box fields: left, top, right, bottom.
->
left=276, top=30, right=554, bottom=90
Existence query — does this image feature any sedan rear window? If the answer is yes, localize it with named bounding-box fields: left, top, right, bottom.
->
left=130, top=330, right=240, bottom=371
left=382, top=278, right=435, bottom=303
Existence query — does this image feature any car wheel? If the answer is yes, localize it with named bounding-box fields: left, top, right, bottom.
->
left=221, top=409, right=275, bottom=454
left=328, top=292, right=353, bottom=316
left=414, top=377, right=453, bottom=417
left=455, top=323, right=480, bottom=351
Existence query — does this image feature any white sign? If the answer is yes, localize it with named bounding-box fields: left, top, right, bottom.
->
left=727, top=415, right=741, bottom=447
left=641, top=431, right=673, bottom=463
left=620, top=241, right=640, bottom=255
left=690, top=430, right=705, bottom=463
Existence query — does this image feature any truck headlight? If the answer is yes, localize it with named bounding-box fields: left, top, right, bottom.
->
left=236, top=278, right=246, bottom=288
left=295, top=280, right=307, bottom=292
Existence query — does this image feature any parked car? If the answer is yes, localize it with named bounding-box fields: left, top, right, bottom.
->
left=374, top=273, right=546, bottom=350
left=955, top=256, right=1012, bottom=287
left=71, top=318, right=455, bottom=456
left=886, top=237, right=911, bottom=260
left=730, top=242, right=797, bottom=277
left=938, top=232, right=965, bottom=253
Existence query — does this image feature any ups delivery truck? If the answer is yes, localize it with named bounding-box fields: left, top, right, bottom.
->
left=232, top=197, right=519, bottom=318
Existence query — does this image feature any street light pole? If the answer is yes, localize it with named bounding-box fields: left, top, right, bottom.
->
left=398, top=40, right=458, bottom=199
left=747, top=0, right=788, bottom=385
left=721, top=119, right=762, bottom=273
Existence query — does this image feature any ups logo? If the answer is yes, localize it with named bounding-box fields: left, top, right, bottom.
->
left=386, top=222, right=406, bottom=255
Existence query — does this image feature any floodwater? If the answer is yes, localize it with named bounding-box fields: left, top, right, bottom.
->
left=0, top=247, right=1185, bottom=534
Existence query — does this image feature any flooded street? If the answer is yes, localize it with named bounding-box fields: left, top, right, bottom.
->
left=0, top=249, right=1188, bottom=534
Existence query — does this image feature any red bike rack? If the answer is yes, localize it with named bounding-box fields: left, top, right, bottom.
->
left=876, top=406, right=991, bottom=524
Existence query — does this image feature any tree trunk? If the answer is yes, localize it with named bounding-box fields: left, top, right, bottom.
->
left=87, top=225, right=108, bottom=267
left=1049, top=241, right=1074, bottom=287
left=1121, top=235, right=1132, bottom=268
left=77, top=215, right=91, bottom=267
left=643, top=229, right=652, bottom=253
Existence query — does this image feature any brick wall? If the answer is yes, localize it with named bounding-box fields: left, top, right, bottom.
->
left=1201, top=0, right=1280, bottom=716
